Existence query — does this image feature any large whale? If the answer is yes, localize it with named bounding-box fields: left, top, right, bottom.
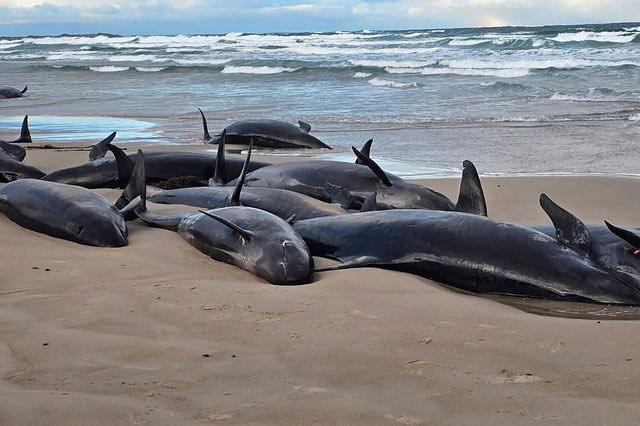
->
left=42, top=134, right=270, bottom=188
left=0, top=179, right=138, bottom=247
left=132, top=145, right=314, bottom=285
left=236, top=149, right=487, bottom=214
left=0, top=115, right=32, bottom=161
left=0, top=85, right=27, bottom=99
left=199, top=108, right=332, bottom=149
left=292, top=194, right=640, bottom=305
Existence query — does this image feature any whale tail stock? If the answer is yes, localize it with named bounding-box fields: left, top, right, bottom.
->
left=20, top=86, right=27, bottom=94
left=455, top=160, right=487, bottom=216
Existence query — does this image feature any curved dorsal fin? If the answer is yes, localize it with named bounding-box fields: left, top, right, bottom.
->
left=455, top=160, right=487, bottom=216
left=107, top=144, right=134, bottom=189
left=198, top=108, right=212, bottom=143
left=20, top=86, right=27, bottom=94
left=210, top=129, right=226, bottom=185
left=360, top=192, right=378, bottom=212
left=540, top=193, right=591, bottom=254
left=199, top=210, right=253, bottom=241
left=13, top=115, right=31, bottom=143
left=298, top=120, right=311, bottom=133
left=604, top=221, right=640, bottom=252
left=355, top=139, right=373, bottom=165
left=89, top=132, right=116, bottom=161
left=351, top=146, right=392, bottom=187
left=228, top=140, right=253, bottom=207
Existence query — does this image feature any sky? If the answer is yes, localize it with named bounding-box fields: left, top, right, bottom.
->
left=0, top=0, right=639, bottom=35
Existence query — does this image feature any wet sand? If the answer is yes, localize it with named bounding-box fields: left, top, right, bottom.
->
left=2, top=143, right=640, bottom=425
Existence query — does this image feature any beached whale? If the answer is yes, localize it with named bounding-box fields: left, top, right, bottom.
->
left=42, top=137, right=270, bottom=189
left=200, top=108, right=331, bottom=149
left=0, top=152, right=45, bottom=182
left=0, top=85, right=27, bottom=99
left=293, top=194, right=640, bottom=305
left=235, top=148, right=487, bottom=214
left=0, top=179, right=138, bottom=247
left=0, top=115, right=32, bottom=161
left=132, top=145, right=314, bottom=285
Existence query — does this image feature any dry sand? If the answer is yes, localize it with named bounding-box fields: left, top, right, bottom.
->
left=2, top=143, right=640, bottom=425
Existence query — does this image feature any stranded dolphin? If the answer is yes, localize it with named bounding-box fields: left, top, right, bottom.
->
left=235, top=148, right=487, bottom=214
left=0, top=152, right=45, bottom=182
left=149, top=132, right=361, bottom=220
left=133, top=144, right=314, bottom=285
left=0, top=178, right=138, bottom=247
left=200, top=108, right=331, bottom=149
left=293, top=194, right=640, bottom=305
left=0, top=85, right=27, bottom=99
left=42, top=133, right=270, bottom=188
left=0, top=115, right=32, bottom=161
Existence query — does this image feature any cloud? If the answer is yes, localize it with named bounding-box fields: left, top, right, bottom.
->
left=0, top=0, right=638, bottom=33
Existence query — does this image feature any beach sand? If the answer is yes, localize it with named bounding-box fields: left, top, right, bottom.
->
left=2, top=143, right=640, bottom=425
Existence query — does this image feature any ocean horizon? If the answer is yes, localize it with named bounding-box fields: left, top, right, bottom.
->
left=1, top=21, right=639, bottom=175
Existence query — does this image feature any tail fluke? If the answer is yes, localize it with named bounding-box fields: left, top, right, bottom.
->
left=20, top=86, right=27, bottom=94
left=455, top=160, right=487, bottom=216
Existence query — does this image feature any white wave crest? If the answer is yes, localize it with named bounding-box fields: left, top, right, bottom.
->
left=368, top=78, right=417, bottom=89
left=353, top=72, right=372, bottom=78
left=108, top=54, right=157, bottom=62
left=629, top=113, right=640, bottom=122
left=47, top=51, right=102, bottom=61
left=448, top=38, right=490, bottom=46
left=351, top=59, right=438, bottom=68
left=386, top=67, right=529, bottom=78
left=173, top=58, right=230, bottom=65
left=135, top=67, right=166, bottom=72
left=551, top=31, right=637, bottom=43
left=89, top=66, right=130, bottom=72
left=221, top=65, right=299, bottom=74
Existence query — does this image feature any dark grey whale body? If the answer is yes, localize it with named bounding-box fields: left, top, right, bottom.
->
left=43, top=151, right=270, bottom=189
left=149, top=186, right=349, bottom=221
left=293, top=203, right=640, bottom=305
left=132, top=147, right=314, bottom=285
left=0, top=179, right=132, bottom=247
left=200, top=109, right=331, bottom=149
left=0, top=85, right=27, bottom=99
left=237, top=154, right=486, bottom=214
left=0, top=153, right=45, bottom=182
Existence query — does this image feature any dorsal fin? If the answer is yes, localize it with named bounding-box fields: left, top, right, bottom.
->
left=20, top=86, right=27, bottom=94
left=198, top=108, right=212, bottom=143
left=325, top=183, right=352, bottom=210
left=210, top=129, right=226, bottom=185
left=228, top=140, right=253, bottom=207
left=199, top=210, right=253, bottom=241
left=13, top=115, right=31, bottom=143
left=107, top=144, right=134, bottom=188
left=351, top=146, right=392, bottom=187
left=89, top=132, right=116, bottom=161
left=298, top=120, right=311, bottom=133
left=540, top=193, right=591, bottom=254
left=455, top=160, right=487, bottom=216
left=360, top=192, right=378, bottom=212
left=355, top=139, right=373, bottom=164
left=604, top=221, right=640, bottom=252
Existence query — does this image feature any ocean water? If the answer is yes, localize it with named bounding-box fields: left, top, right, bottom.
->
left=1, top=22, right=639, bottom=176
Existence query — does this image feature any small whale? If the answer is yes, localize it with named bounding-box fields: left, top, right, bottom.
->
left=0, top=85, right=27, bottom=99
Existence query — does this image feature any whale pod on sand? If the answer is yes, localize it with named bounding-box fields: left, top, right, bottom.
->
left=235, top=147, right=486, bottom=214
left=133, top=144, right=314, bottom=285
left=293, top=193, right=640, bottom=305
